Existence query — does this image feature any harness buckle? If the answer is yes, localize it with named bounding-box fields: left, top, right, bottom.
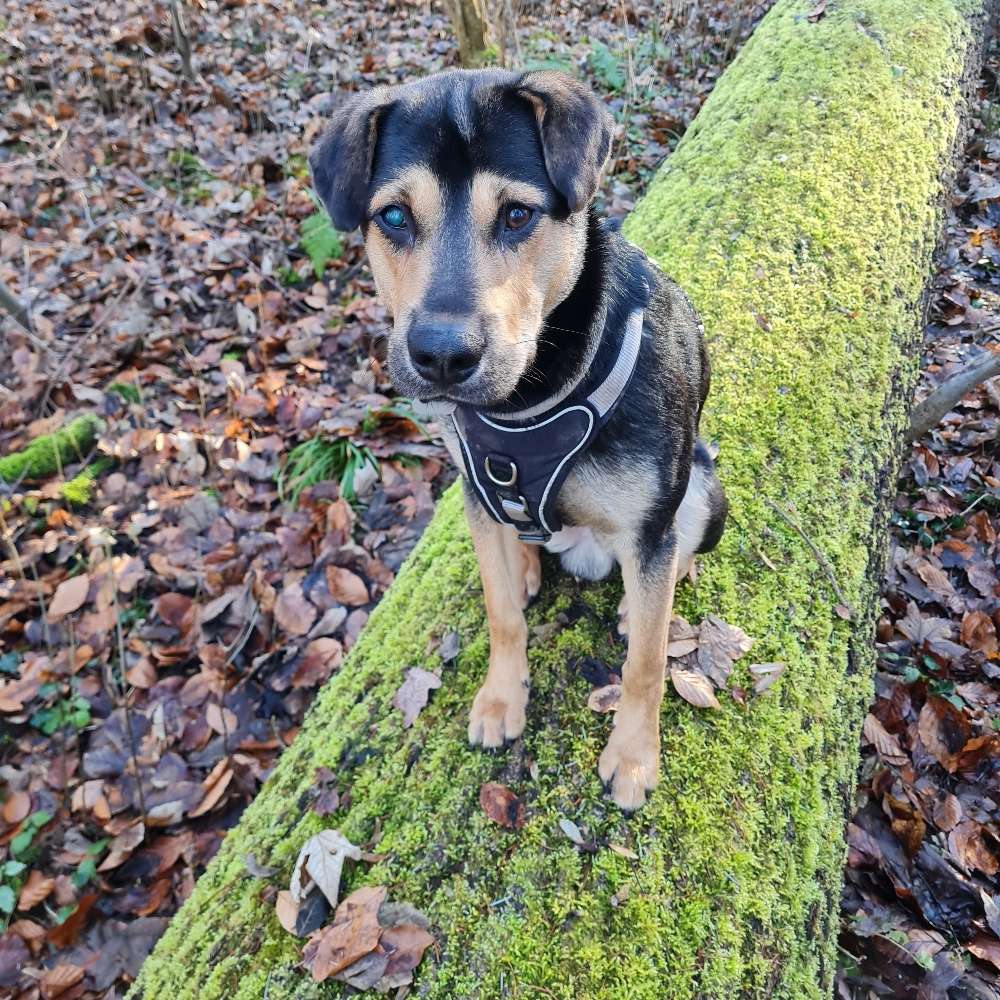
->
left=485, top=454, right=517, bottom=487
left=517, top=529, right=550, bottom=545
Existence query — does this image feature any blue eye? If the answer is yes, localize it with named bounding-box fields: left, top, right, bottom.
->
left=380, top=204, right=407, bottom=229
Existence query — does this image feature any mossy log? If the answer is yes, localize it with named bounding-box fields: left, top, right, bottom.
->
left=132, top=2, right=986, bottom=997
left=0, top=414, right=102, bottom=486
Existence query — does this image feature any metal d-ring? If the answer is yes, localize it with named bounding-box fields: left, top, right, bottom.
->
left=485, top=456, right=518, bottom=487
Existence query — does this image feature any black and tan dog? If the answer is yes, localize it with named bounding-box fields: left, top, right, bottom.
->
left=310, top=69, right=727, bottom=810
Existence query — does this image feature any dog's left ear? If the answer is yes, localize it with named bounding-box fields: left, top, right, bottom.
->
left=309, top=86, right=396, bottom=232
left=515, top=71, right=614, bottom=213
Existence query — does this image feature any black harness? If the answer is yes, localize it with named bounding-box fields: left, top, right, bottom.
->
left=451, top=308, right=644, bottom=544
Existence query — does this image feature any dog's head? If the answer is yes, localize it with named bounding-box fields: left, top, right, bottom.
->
left=310, top=69, right=613, bottom=406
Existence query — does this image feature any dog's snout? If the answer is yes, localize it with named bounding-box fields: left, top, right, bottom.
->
left=407, top=319, right=484, bottom=388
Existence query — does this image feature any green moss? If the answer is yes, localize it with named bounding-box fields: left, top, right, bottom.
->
left=0, top=415, right=102, bottom=486
left=60, top=457, right=114, bottom=506
left=131, top=1, right=981, bottom=997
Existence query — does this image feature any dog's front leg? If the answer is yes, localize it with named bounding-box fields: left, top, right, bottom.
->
left=464, top=492, right=537, bottom=747
left=599, top=533, right=678, bottom=810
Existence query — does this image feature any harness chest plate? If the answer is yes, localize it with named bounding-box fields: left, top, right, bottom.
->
left=451, top=308, right=644, bottom=544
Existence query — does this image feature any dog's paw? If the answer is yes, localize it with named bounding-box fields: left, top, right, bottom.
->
left=468, top=681, right=529, bottom=748
left=598, top=721, right=659, bottom=811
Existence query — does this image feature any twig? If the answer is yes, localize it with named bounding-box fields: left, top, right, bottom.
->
left=0, top=277, right=33, bottom=334
left=908, top=351, right=1000, bottom=440
left=763, top=499, right=855, bottom=618
left=169, top=0, right=196, bottom=81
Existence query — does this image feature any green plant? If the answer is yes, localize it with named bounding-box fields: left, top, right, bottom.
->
left=299, top=203, right=343, bottom=279
left=277, top=437, right=378, bottom=507
left=107, top=381, right=141, bottom=405
left=119, top=596, right=152, bottom=629
left=1, top=810, right=52, bottom=925
left=588, top=39, right=625, bottom=92
left=29, top=683, right=91, bottom=736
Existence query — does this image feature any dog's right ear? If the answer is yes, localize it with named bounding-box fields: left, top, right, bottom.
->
left=309, top=86, right=395, bottom=232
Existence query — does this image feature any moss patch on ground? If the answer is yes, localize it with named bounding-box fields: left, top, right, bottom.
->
left=131, top=1, right=982, bottom=997
left=0, top=414, right=102, bottom=486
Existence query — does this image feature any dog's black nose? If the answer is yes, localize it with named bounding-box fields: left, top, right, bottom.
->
left=407, top=320, right=484, bottom=387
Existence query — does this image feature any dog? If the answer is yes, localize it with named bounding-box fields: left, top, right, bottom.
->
left=310, top=69, right=727, bottom=810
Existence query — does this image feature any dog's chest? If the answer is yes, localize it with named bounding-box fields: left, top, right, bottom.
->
left=441, top=421, right=657, bottom=537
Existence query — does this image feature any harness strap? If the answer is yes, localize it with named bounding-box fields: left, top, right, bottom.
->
left=453, top=308, right=644, bottom=544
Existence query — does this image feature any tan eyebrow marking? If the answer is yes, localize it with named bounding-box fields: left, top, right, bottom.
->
left=471, top=171, right=548, bottom=230
left=369, top=164, right=444, bottom=232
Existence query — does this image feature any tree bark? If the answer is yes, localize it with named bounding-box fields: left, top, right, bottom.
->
left=130, top=1, right=988, bottom=997
left=444, top=0, right=487, bottom=66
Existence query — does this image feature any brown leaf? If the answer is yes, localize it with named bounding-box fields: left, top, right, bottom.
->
left=960, top=610, right=998, bottom=655
left=378, top=922, right=434, bottom=984
left=918, top=696, right=970, bottom=773
left=948, top=820, right=999, bottom=876
left=292, top=637, right=343, bottom=689
left=587, top=683, right=621, bottom=713
left=749, top=662, right=786, bottom=695
left=479, top=782, right=525, bottom=830
left=39, top=963, right=84, bottom=999
left=670, top=666, right=721, bottom=709
left=933, top=794, right=963, bottom=832
left=862, top=713, right=907, bottom=766
left=274, top=582, right=317, bottom=637
left=188, top=760, right=234, bottom=818
left=155, top=592, right=194, bottom=630
left=275, top=890, right=300, bottom=936
left=205, top=701, right=238, bottom=736
left=696, top=615, right=753, bottom=687
left=302, top=886, right=386, bottom=981
left=326, top=566, right=369, bottom=606
left=806, top=0, right=826, bottom=22
left=47, top=574, right=90, bottom=621
left=46, top=893, right=97, bottom=949
left=97, top=821, right=146, bottom=872
left=17, top=870, right=55, bottom=911
left=2, top=790, right=31, bottom=825
left=392, top=667, right=441, bottom=728
left=967, top=934, right=1000, bottom=970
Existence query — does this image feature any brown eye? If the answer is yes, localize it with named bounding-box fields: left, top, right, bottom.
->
left=503, top=204, right=532, bottom=231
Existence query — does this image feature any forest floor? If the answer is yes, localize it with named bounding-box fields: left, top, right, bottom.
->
left=0, top=1, right=997, bottom=998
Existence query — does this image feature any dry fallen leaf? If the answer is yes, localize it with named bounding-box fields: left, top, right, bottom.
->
left=697, top=615, right=753, bottom=687
left=862, top=714, right=907, bottom=766
left=392, top=667, right=441, bottom=728
left=275, top=889, right=300, bottom=935
left=670, top=666, right=721, bottom=709
left=326, top=566, right=369, bottom=606
left=39, top=962, right=84, bottom=999
left=205, top=701, right=238, bottom=736
left=301, top=885, right=386, bottom=982
left=748, top=661, right=786, bottom=695
left=274, top=581, right=317, bottom=637
left=479, top=783, right=525, bottom=830
left=17, top=870, right=55, bottom=911
left=587, top=683, right=622, bottom=713
left=289, top=830, right=362, bottom=909
left=47, top=573, right=90, bottom=621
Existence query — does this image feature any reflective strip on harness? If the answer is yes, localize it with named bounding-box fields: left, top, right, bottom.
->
left=453, top=308, right=643, bottom=544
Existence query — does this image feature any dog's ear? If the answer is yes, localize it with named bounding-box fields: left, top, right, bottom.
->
left=309, top=86, right=395, bottom=232
left=515, top=71, right=614, bottom=213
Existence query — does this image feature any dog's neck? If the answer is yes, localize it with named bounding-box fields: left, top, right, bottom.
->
left=488, top=212, right=644, bottom=421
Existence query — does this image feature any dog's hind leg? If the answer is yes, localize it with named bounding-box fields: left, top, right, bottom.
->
left=674, top=441, right=728, bottom=578
left=504, top=527, right=541, bottom=609
left=599, top=535, right=678, bottom=810
left=465, top=493, right=532, bottom=748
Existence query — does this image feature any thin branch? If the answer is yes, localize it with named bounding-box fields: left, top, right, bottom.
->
left=0, top=277, right=33, bottom=334
left=169, top=0, right=196, bottom=81
left=908, top=351, right=1000, bottom=440
left=763, top=499, right=855, bottom=618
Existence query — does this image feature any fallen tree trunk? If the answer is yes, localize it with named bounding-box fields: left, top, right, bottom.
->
left=131, top=1, right=987, bottom=997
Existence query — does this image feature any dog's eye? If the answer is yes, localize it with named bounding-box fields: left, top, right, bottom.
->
left=503, top=204, right=533, bottom=232
left=380, top=204, right=408, bottom=229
